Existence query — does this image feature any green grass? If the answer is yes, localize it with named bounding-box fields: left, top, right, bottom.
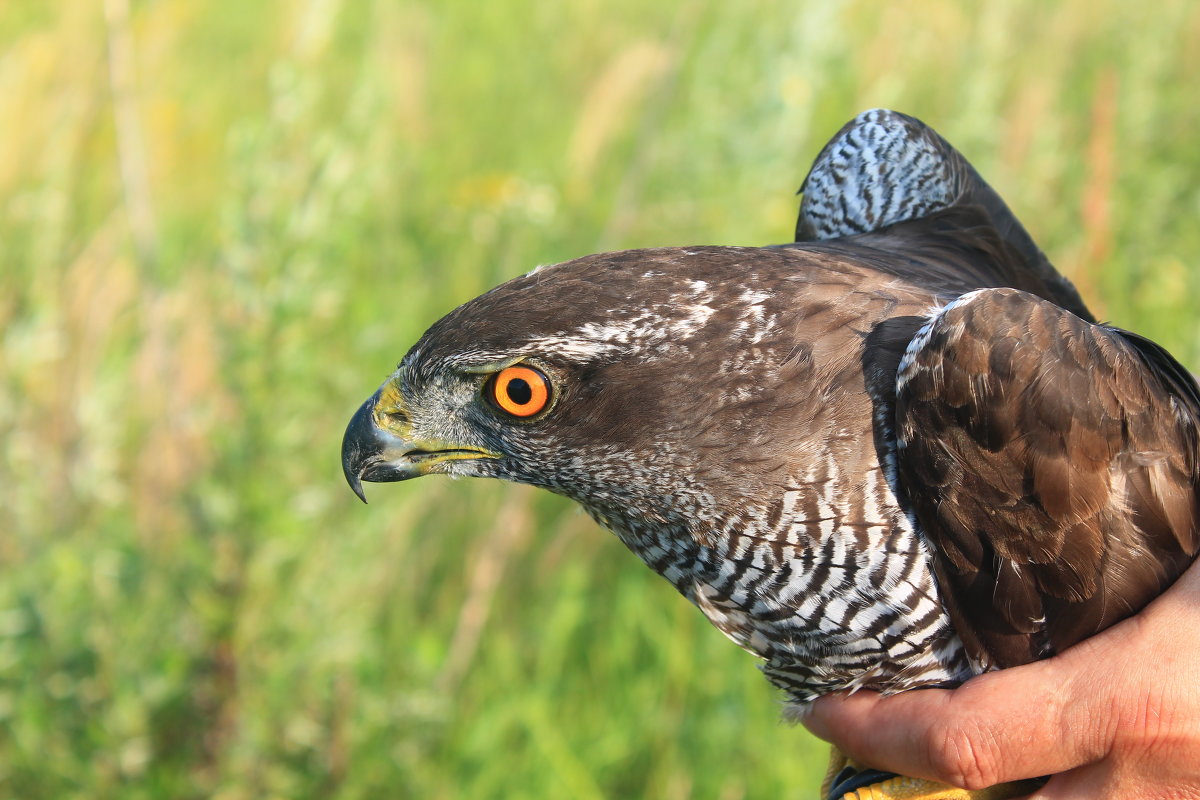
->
left=2, top=1, right=1200, bottom=797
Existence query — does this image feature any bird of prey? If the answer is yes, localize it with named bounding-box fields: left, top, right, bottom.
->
left=342, top=109, right=1200, bottom=798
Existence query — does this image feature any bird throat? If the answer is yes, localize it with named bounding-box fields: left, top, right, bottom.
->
left=576, top=453, right=973, bottom=704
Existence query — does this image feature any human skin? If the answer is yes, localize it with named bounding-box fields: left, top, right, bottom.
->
left=803, top=559, right=1200, bottom=799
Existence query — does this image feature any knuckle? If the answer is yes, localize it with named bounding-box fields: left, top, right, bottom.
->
left=924, top=720, right=1002, bottom=791
left=1121, top=681, right=1178, bottom=756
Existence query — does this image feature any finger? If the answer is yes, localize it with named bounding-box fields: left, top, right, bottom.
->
left=803, top=659, right=1108, bottom=789
left=802, top=558, right=1200, bottom=790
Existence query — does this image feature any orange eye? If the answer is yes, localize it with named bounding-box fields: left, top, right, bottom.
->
left=488, top=365, right=551, bottom=417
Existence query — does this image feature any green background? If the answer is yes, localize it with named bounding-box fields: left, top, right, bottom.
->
left=3, top=1, right=1200, bottom=797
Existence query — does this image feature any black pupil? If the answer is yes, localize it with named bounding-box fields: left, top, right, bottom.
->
left=506, top=377, right=533, bottom=405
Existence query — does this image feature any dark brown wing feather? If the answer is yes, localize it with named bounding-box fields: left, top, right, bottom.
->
left=895, top=287, right=1200, bottom=668
left=800, top=206, right=1087, bottom=313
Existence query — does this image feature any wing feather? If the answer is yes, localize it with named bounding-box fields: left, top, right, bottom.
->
left=896, top=288, right=1200, bottom=668
left=796, top=109, right=1094, bottom=322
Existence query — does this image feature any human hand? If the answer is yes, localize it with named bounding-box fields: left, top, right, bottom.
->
left=803, top=560, right=1200, bottom=799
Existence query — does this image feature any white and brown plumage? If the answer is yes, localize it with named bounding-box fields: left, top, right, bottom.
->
left=342, top=110, right=1200, bottom=710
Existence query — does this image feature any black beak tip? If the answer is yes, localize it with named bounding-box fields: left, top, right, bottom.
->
left=348, top=471, right=369, bottom=504
left=342, top=394, right=381, bottom=504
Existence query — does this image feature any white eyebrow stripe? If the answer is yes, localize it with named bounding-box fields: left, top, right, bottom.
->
left=425, top=280, right=733, bottom=370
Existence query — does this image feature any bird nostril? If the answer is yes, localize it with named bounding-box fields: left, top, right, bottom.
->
left=372, top=398, right=410, bottom=429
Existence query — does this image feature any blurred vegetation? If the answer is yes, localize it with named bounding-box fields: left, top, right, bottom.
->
left=2, top=0, right=1200, bottom=797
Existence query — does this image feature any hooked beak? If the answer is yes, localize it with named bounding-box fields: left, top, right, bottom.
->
left=341, top=387, right=498, bottom=503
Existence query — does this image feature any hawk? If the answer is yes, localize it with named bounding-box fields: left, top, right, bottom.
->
left=342, top=110, right=1200, bottom=798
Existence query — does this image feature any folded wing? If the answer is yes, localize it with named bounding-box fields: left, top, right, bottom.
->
left=895, top=287, right=1200, bottom=668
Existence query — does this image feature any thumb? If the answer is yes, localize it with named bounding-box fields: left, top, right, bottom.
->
left=802, top=654, right=1108, bottom=790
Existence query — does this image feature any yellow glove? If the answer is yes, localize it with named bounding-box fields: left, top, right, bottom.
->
left=822, top=746, right=1042, bottom=800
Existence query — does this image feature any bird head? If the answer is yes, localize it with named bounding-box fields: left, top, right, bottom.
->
left=342, top=246, right=854, bottom=535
